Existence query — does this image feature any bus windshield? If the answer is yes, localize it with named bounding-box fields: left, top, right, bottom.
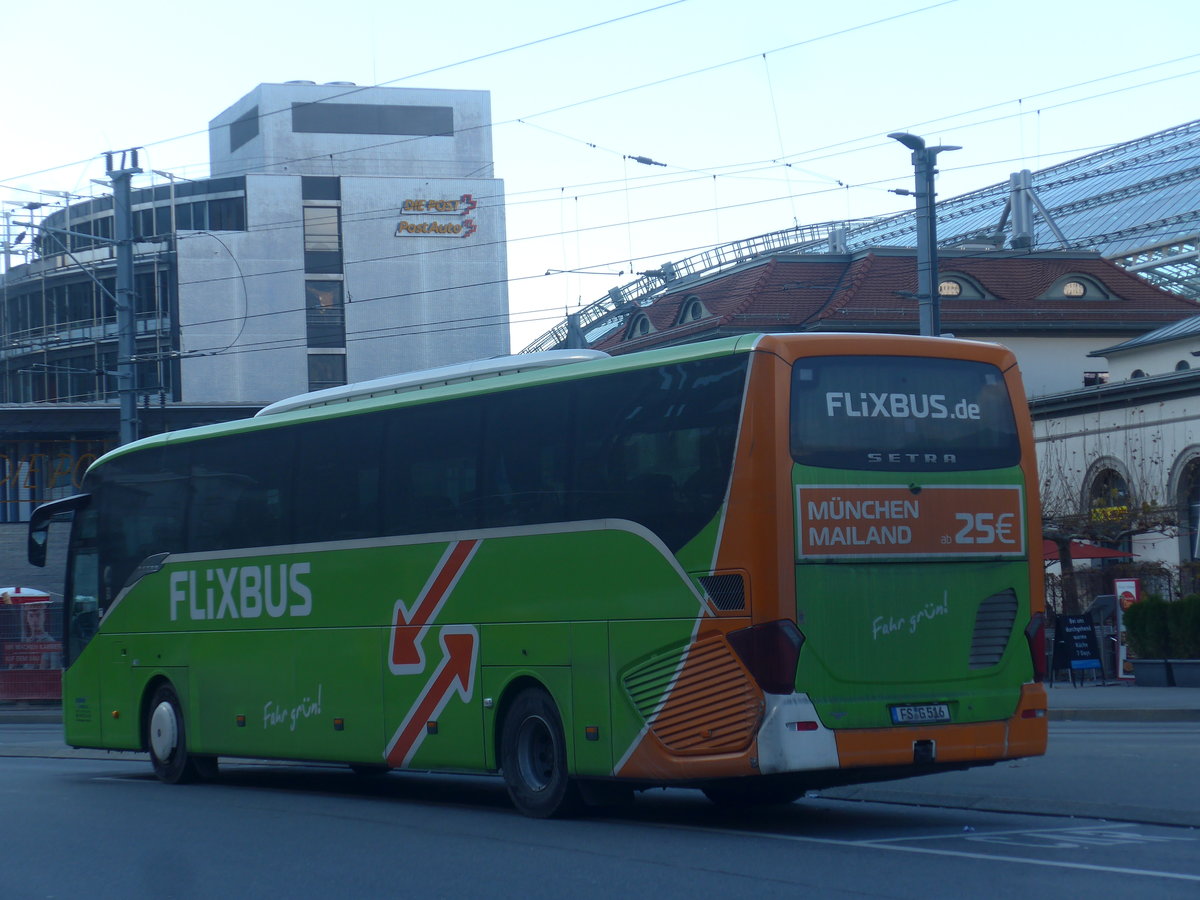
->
left=790, top=355, right=1019, bottom=471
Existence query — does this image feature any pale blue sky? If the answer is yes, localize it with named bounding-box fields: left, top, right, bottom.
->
left=3, top=0, right=1197, bottom=349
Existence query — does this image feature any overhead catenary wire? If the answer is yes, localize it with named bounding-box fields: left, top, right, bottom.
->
left=2, top=5, right=1198, bottom=361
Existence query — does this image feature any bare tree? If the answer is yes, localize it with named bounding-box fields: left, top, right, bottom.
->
left=1038, top=418, right=1180, bottom=614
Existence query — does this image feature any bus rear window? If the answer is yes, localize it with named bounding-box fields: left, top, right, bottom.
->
left=790, top=355, right=1020, bottom=471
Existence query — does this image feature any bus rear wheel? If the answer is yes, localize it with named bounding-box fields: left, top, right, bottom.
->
left=500, top=688, right=581, bottom=818
left=146, top=683, right=216, bottom=784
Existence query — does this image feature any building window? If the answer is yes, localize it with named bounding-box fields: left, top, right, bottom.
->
left=291, top=102, right=454, bottom=137
left=208, top=197, right=246, bottom=231
left=301, top=177, right=341, bottom=201
left=304, top=204, right=342, bottom=274
left=677, top=296, right=708, bottom=325
left=306, top=281, right=345, bottom=349
left=1090, top=468, right=1129, bottom=522
left=627, top=314, right=653, bottom=339
left=1177, top=360, right=1191, bottom=371
left=1177, top=457, right=1200, bottom=580
left=307, top=353, right=346, bottom=392
left=1131, top=369, right=1147, bottom=379
left=936, top=273, right=988, bottom=300
left=1044, top=275, right=1110, bottom=301
left=229, top=105, right=259, bottom=153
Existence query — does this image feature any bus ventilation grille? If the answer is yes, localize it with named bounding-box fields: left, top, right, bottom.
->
left=970, top=588, right=1019, bottom=669
left=622, top=634, right=761, bottom=754
left=698, top=573, right=746, bottom=611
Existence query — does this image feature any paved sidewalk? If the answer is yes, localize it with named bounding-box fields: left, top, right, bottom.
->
left=5, top=681, right=1200, bottom=726
left=1045, top=680, right=1200, bottom=721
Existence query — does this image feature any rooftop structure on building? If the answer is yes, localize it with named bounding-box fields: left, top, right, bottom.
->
left=525, top=118, right=1200, bottom=357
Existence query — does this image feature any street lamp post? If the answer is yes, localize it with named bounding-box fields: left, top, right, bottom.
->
left=888, top=132, right=960, bottom=337
left=107, top=148, right=143, bottom=445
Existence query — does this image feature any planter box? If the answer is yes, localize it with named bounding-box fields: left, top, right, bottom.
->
left=1131, top=659, right=1173, bottom=687
left=1168, top=659, right=1200, bottom=687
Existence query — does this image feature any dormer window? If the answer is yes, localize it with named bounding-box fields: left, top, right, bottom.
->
left=676, top=295, right=709, bottom=325
left=936, top=274, right=989, bottom=300
left=1043, top=275, right=1111, bottom=301
left=626, top=313, right=654, bottom=340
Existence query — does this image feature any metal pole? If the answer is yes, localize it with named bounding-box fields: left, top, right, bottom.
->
left=108, top=149, right=143, bottom=445
left=911, top=148, right=938, bottom=337
left=888, top=133, right=960, bottom=337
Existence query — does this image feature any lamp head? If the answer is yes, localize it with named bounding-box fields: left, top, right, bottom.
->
left=888, top=132, right=925, bottom=151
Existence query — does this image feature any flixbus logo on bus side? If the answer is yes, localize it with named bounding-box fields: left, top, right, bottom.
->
left=168, top=564, right=313, bottom=621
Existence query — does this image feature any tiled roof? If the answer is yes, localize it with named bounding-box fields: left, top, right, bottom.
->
left=594, top=249, right=1200, bottom=354
left=1089, top=314, right=1200, bottom=356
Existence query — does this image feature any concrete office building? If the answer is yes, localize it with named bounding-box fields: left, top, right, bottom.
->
left=1, top=82, right=510, bottom=520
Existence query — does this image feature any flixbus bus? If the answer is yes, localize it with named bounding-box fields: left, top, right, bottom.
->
left=28, top=333, right=1047, bottom=817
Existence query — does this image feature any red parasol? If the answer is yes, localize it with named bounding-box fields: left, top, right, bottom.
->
left=1042, top=539, right=1134, bottom=561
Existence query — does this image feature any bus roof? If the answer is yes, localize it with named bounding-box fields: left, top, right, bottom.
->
left=88, top=332, right=1015, bottom=470
left=255, top=349, right=610, bottom=418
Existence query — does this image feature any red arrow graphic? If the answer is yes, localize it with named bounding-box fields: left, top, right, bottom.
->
left=385, top=626, right=478, bottom=767
left=389, top=539, right=479, bottom=674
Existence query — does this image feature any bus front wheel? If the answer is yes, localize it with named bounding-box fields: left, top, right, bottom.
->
left=146, top=683, right=216, bottom=784
left=500, top=688, right=581, bottom=818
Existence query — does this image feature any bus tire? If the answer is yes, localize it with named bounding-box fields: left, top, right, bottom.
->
left=702, top=778, right=804, bottom=808
left=500, top=688, right=581, bottom=818
left=146, top=683, right=209, bottom=784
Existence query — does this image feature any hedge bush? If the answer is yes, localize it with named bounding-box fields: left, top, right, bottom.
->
left=1125, top=596, right=1171, bottom=658
left=1126, top=593, right=1200, bottom=658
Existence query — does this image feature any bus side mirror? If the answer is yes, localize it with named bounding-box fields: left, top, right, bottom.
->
left=27, top=494, right=90, bottom=567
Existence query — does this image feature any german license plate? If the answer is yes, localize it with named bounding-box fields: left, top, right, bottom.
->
left=890, top=703, right=951, bottom=725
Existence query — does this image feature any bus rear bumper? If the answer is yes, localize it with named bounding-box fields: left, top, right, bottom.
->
left=756, top=692, right=840, bottom=775
left=832, top=683, right=1048, bottom=769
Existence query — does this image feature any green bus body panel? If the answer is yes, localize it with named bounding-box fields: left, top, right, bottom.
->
left=63, top=523, right=707, bottom=771
left=795, top=560, right=1032, bottom=729
left=794, top=464, right=1034, bottom=730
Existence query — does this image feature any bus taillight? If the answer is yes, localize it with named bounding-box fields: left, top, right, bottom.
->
left=1024, top=612, right=1047, bottom=682
left=727, top=620, right=804, bottom=695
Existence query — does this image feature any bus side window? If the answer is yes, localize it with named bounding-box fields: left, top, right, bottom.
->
left=483, top=381, right=571, bottom=527
left=95, top=447, right=189, bottom=593
left=188, top=432, right=292, bottom=552
left=292, top=412, right=383, bottom=542
left=383, top=398, right=483, bottom=536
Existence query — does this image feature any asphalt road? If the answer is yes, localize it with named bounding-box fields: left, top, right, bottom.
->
left=2, top=719, right=1198, bottom=898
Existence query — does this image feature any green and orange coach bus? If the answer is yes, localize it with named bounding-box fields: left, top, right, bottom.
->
left=28, top=332, right=1047, bottom=816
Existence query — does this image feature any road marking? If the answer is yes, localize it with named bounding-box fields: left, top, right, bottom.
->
left=858, top=823, right=1195, bottom=847
left=672, top=823, right=1200, bottom=883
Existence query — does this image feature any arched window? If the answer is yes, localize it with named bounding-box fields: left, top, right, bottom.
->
left=1090, top=468, right=1129, bottom=517
left=1185, top=464, right=1200, bottom=563
left=1088, top=467, right=1132, bottom=555
left=1177, top=360, right=1191, bottom=372
left=1172, top=450, right=1200, bottom=590
left=1042, top=275, right=1112, bottom=301
left=626, top=314, right=654, bottom=340
left=676, top=295, right=708, bottom=325
left=936, top=273, right=990, bottom=300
